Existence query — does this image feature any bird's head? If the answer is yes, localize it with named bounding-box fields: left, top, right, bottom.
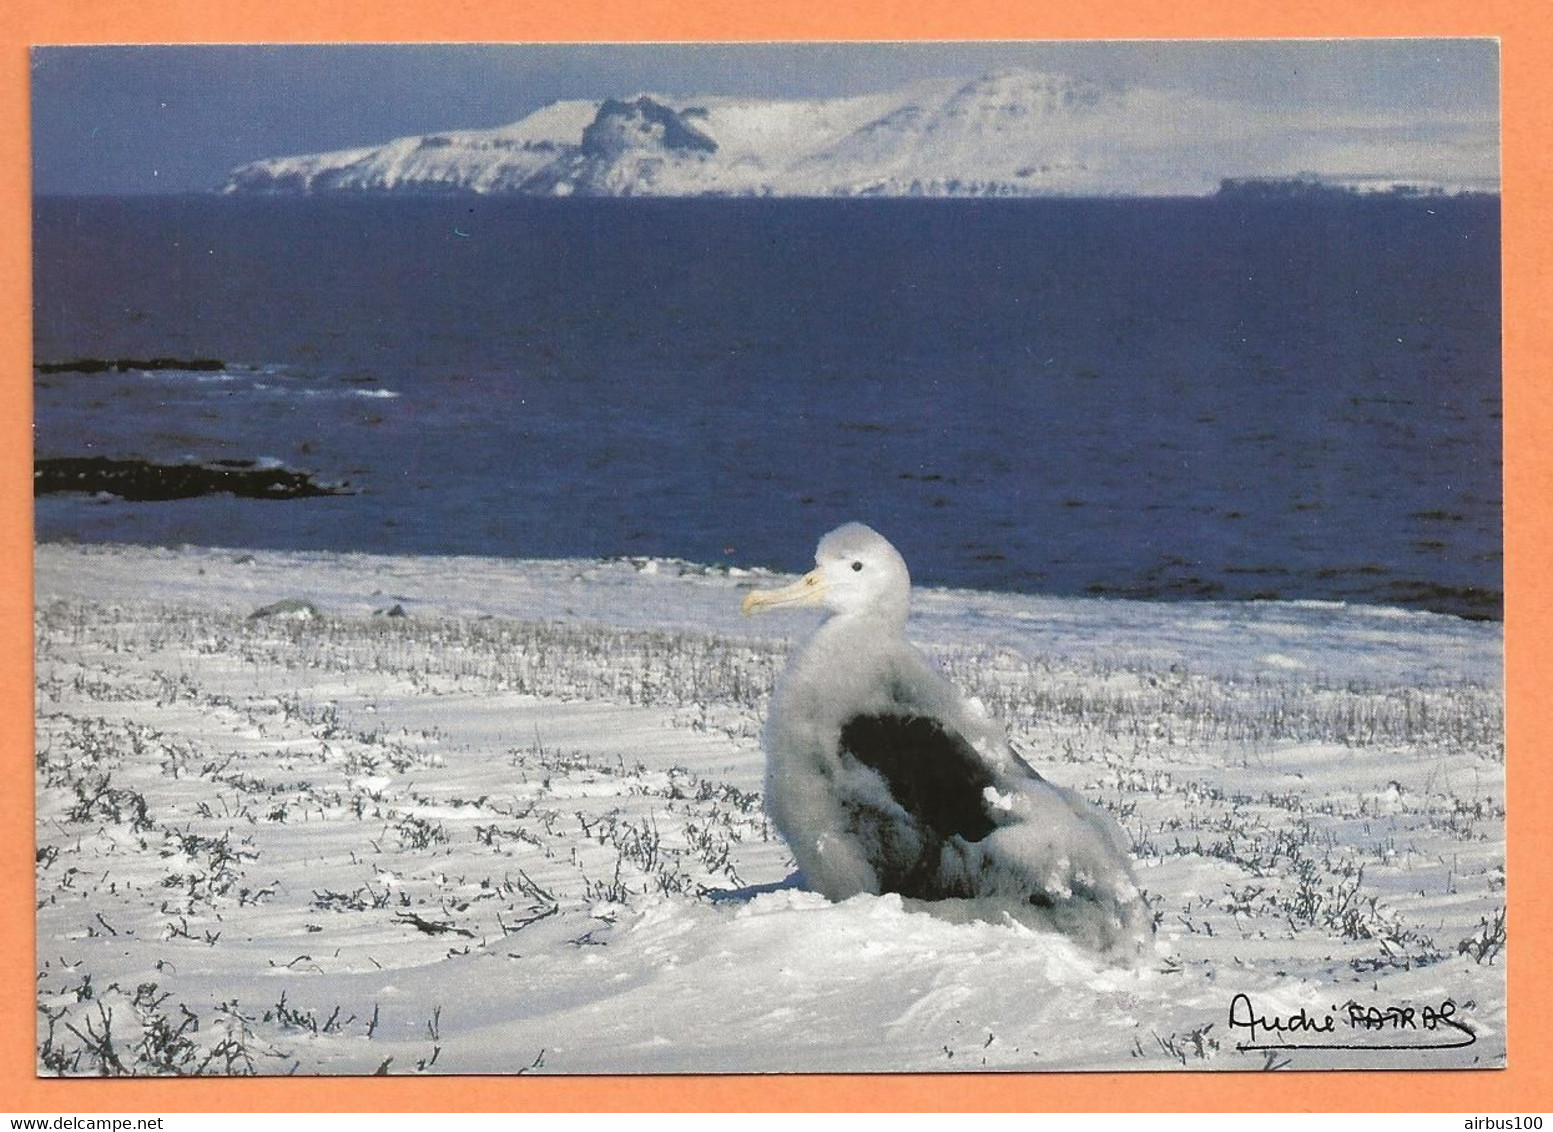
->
left=742, top=522, right=911, bottom=623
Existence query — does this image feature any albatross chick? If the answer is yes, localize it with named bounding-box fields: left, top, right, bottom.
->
left=743, top=522, right=1152, bottom=959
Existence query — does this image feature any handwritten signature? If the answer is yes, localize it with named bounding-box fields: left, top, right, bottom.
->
left=1227, top=992, right=1476, bottom=1052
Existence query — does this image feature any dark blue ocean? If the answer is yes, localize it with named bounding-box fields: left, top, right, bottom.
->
left=32, top=195, right=1502, bottom=618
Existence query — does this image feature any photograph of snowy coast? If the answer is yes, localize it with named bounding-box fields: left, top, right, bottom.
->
left=32, top=40, right=1504, bottom=1076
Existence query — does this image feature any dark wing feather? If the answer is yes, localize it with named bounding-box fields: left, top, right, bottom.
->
left=838, top=712, right=999, bottom=844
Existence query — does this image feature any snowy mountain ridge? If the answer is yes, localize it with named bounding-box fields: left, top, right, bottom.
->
left=222, top=68, right=1500, bottom=199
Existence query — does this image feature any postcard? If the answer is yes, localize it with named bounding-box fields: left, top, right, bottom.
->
left=28, top=38, right=1507, bottom=1084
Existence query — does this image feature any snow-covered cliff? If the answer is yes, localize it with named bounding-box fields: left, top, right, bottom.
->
left=221, top=69, right=1500, bottom=199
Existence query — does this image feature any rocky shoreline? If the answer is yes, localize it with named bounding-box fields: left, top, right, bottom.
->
left=34, top=456, right=351, bottom=501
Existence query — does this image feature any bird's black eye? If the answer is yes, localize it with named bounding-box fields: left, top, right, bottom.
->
left=851, top=561, right=864, bottom=572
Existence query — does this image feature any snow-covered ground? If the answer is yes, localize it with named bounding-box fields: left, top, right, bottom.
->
left=34, top=542, right=1505, bottom=1075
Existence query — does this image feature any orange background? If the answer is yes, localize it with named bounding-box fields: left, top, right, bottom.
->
left=2, top=0, right=1547, bottom=1114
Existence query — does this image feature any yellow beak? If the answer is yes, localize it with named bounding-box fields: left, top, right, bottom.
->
left=741, top=568, right=827, bottom=615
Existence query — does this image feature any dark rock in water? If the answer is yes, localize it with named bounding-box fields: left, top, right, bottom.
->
left=35, top=357, right=226, bottom=375
left=34, top=456, right=351, bottom=501
left=249, top=598, right=323, bottom=621
left=1378, top=580, right=1503, bottom=622
left=374, top=603, right=409, bottom=618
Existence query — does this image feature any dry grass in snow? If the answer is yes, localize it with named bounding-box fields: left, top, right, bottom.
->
left=34, top=543, right=1505, bottom=1074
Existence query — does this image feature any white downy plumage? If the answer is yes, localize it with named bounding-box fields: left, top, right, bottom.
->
left=744, top=522, right=1153, bottom=959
